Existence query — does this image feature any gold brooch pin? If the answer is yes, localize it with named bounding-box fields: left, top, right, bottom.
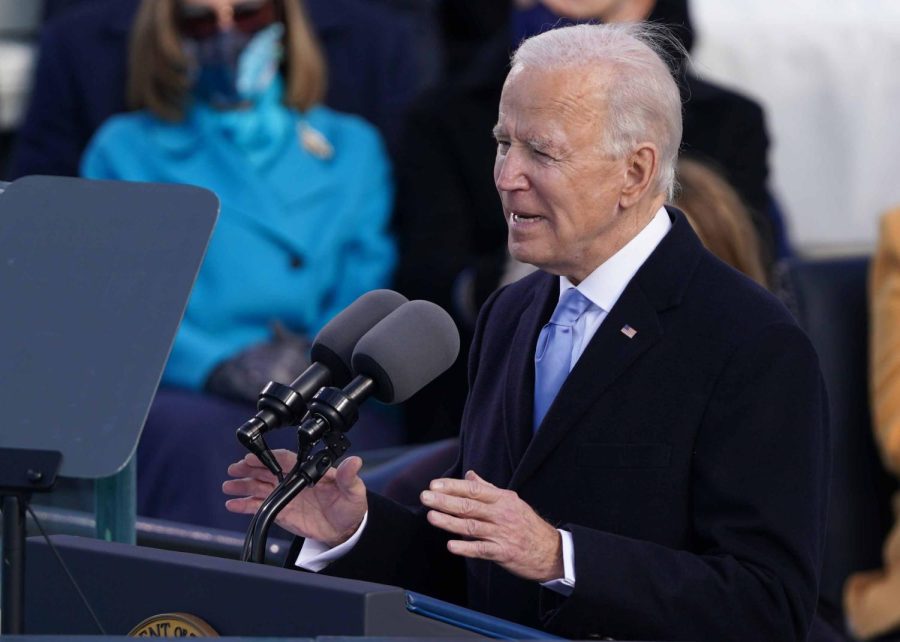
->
left=298, top=121, right=334, bottom=160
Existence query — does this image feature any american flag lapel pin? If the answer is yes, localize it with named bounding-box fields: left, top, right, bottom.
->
left=620, top=324, right=637, bottom=339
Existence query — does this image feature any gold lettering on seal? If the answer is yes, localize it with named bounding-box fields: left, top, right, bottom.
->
left=128, top=613, right=218, bottom=637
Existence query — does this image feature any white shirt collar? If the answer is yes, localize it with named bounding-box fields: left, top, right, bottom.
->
left=559, top=206, right=672, bottom=311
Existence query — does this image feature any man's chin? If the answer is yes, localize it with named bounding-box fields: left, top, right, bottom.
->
left=509, top=255, right=557, bottom=277
left=508, top=246, right=537, bottom=268
left=510, top=241, right=549, bottom=267
left=510, top=250, right=573, bottom=281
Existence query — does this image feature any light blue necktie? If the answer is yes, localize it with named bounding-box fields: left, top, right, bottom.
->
left=533, top=288, right=593, bottom=431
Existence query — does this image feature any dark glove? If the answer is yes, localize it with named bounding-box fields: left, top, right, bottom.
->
left=204, top=322, right=312, bottom=404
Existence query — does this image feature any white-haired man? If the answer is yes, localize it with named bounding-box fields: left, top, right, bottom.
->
left=226, top=23, right=828, bottom=641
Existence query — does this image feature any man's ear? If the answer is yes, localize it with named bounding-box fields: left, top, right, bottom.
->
left=619, top=143, right=659, bottom=209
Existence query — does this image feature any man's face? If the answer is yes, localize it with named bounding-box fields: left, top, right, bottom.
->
left=493, top=65, right=634, bottom=283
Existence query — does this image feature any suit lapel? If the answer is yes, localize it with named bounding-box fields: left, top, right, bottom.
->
left=507, top=208, right=703, bottom=490
left=503, top=274, right=557, bottom=471
left=509, top=282, right=661, bottom=489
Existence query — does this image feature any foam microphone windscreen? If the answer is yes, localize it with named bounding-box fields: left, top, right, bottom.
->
left=311, top=289, right=409, bottom=384
left=351, top=300, right=460, bottom=404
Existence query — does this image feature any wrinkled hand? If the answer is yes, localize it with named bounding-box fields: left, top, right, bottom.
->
left=420, top=470, right=563, bottom=582
left=224, top=449, right=368, bottom=547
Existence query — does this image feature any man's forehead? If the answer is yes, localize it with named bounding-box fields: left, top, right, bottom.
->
left=497, top=64, right=607, bottom=131
left=504, top=61, right=612, bottom=90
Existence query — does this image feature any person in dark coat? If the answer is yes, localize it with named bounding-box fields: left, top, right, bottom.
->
left=393, top=0, right=785, bottom=442
left=225, top=23, right=829, bottom=641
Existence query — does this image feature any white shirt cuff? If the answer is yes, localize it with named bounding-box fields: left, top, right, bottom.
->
left=540, top=529, right=576, bottom=596
left=294, top=511, right=369, bottom=572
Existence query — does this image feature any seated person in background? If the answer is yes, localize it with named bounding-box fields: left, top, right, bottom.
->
left=226, top=23, right=830, bottom=641
left=7, top=0, right=423, bottom=180
left=844, top=206, right=900, bottom=640
left=83, top=0, right=395, bottom=403
left=80, top=0, right=397, bottom=530
left=674, top=157, right=769, bottom=288
left=393, top=0, right=782, bottom=443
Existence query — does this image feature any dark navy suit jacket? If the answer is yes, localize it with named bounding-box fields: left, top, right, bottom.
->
left=7, top=0, right=421, bottom=179
left=313, top=209, right=830, bottom=641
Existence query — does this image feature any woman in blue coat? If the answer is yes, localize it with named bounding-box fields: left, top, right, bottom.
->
left=82, top=0, right=395, bottom=392
left=80, top=0, right=398, bottom=529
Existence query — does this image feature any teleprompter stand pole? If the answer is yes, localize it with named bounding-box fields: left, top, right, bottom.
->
left=0, top=447, right=61, bottom=634
left=2, top=494, right=25, bottom=633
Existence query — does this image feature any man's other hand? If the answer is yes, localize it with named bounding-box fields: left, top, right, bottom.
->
left=224, top=449, right=368, bottom=548
left=420, top=470, right=564, bottom=582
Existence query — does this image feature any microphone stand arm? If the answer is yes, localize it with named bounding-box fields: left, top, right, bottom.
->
left=245, top=446, right=340, bottom=564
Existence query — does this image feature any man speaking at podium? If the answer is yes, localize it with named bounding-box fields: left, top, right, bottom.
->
left=225, top=22, right=829, bottom=641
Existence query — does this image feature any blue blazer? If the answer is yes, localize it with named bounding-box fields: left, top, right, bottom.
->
left=312, top=209, right=831, bottom=641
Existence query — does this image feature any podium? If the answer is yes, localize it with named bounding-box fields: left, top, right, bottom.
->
left=24, top=535, right=560, bottom=639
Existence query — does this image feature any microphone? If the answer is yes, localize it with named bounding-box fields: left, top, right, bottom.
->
left=236, top=289, right=408, bottom=476
left=352, top=299, right=461, bottom=404
left=295, top=300, right=461, bottom=445
left=244, top=300, right=460, bottom=563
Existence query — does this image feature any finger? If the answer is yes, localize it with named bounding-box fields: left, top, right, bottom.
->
left=421, top=489, right=493, bottom=520
left=426, top=509, right=493, bottom=539
left=446, top=538, right=502, bottom=561
left=236, top=449, right=298, bottom=471
left=227, top=459, right=264, bottom=476
left=334, top=456, right=366, bottom=497
left=222, top=477, right=275, bottom=498
left=224, top=496, right=263, bottom=515
left=227, top=460, right=279, bottom=485
left=465, top=470, right=496, bottom=487
left=241, top=453, right=269, bottom=468
left=429, top=476, right=502, bottom=502
left=271, top=448, right=299, bottom=469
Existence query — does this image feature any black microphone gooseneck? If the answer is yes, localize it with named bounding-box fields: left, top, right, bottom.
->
left=241, top=300, right=461, bottom=564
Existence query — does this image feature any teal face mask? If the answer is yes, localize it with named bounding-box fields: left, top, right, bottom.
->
left=186, top=22, right=284, bottom=108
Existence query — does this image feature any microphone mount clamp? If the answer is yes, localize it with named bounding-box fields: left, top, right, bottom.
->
left=236, top=377, right=318, bottom=480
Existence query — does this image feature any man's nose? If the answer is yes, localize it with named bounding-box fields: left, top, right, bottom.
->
left=495, top=149, right=529, bottom=192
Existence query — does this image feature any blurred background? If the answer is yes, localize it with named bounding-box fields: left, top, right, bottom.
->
left=3, top=0, right=899, bottom=254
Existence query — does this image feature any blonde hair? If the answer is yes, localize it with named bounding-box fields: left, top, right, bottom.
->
left=675, top=158, right=769, bottom=287
left=127, top=0, right=326, bottom=121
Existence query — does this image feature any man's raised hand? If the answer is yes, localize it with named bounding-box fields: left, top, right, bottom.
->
left=224, top=449, right=368, bottom=547
left=420, top=470, right=564, bottom=582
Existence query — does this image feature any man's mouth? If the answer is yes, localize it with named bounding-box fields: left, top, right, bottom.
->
left=510, top=211, right=544, bottom=224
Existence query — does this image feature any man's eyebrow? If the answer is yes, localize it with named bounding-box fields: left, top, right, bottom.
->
left=526, top=135, right=562, bottom=154
left=491, top=125, right=506, bottom=139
